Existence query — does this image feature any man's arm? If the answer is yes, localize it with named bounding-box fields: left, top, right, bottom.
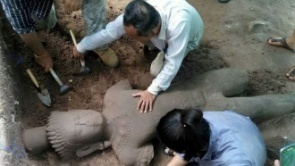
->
left=147, top=19, right=191, bottom=96
left=133, top=19, right=191, bottom=113
left=0, top=0, right=53, bottom=71
left=20, top=32, right=52, bottom=71
left=76, top=14, right=125, bottom=54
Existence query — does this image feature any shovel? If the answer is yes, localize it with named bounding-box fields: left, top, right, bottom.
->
left=69, top=29, right=91, bottom=74
left=26, top=69, right=51, bottom=107
left=49, top=68, right=71, bottom=95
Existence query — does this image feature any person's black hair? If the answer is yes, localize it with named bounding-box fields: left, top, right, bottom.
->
left=156, top=108, right=210, bottom=161
left=123, top=0, right=160, bottom=37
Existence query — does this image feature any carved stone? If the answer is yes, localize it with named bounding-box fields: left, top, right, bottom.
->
left=22, top=68, right=295, bottom=165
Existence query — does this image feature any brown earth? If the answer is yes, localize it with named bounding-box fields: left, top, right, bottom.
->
left=3, top=0, right=295, bottom=165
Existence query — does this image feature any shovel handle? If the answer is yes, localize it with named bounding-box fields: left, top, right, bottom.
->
left=49, top=68, right=63, bottom=86
left=69, top=30, right=77, bottom=46
left=69, top=30, right=86, bottom=67
left=26, top=69, right=40, bottom=89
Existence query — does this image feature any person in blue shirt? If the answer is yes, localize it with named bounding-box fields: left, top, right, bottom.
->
left=157, top=108, right=266, bottom=166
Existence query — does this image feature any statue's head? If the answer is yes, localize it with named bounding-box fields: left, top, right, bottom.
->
left=23, top=110, right=106, bottom=158
left=47, top=110, right=106, bottom=146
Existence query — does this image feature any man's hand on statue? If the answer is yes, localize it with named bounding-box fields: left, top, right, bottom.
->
left=35, top=51, right=53, bottom=72
left=132, top=90, right=156, bottom=113
left=62, top=0, right=83, bottom=13
left=72, top=46, right=84, bottom=59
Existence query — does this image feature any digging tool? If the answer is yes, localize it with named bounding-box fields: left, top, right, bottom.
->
left=26, top=69, right=51, bottom=107
left=49, top=68, right=71, bottom=95
left=69, top=30, right=91, bottom=74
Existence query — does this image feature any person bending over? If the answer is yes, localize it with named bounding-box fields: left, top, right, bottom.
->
left=73, top=0, right=204, bottom=113
left=157, top=108, right=266, bottom=166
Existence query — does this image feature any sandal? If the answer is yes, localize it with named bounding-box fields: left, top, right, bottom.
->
left=267, top=37, right=295, bottom=53
left=218, top=0, right=230, bottom=3
left=285, top=66, right=295, bottom=81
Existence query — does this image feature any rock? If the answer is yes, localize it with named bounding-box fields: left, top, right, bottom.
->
left=248, top=20, right=270, bottom=33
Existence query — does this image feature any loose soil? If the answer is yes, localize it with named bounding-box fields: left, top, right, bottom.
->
left=2, top=0, right=295, bottom=165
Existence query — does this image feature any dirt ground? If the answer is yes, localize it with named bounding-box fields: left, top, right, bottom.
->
left=3, top=0, right=295, bottom=165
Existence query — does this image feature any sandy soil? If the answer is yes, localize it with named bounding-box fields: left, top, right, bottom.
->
left=4, top=0, right=295, bottom=165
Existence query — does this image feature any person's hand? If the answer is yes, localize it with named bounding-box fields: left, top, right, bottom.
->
left=35, top=52, right=53, bottom=72
left=132, top=90, right=156, bottom=113
left=62, top=0, right=83, bottom=13
left=72, top=46, right=84, bottom=59
left=273, top=160, right=280, bottom=166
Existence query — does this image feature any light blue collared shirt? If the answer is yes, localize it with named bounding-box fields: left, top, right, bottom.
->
left=178, top=111, right=266, bottom=166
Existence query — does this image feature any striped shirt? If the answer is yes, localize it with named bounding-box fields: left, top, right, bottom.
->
left=0, top=0, right=53, bottom=34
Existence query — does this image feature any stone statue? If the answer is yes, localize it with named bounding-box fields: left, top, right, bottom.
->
left=259, top=112, right=295, bottom=162
left=22, top=68, right=295, bottom=165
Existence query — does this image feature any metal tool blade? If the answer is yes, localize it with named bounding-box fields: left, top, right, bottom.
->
left=37, top=89, right=51, bottom=107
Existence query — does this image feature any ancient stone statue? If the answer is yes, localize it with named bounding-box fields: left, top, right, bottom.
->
left=259, top=112, right=295, bottom=162
left=22, top=68, right=295, bottom=165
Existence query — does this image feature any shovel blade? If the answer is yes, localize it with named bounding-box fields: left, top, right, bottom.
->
left=37, top=89, right=51, bottom=107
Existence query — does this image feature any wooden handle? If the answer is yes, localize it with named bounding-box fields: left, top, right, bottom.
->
left=69, top=29, right=86, bottom=67
left=26, top=69, right=40, bottom=88
left=69, top=30, right=77, bottom=46
left=49, top=68, right=63, bottom=86
left=286, top=66, right=295, bottom=77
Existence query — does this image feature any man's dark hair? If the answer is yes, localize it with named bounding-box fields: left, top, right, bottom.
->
left=123, top=0, right=160, bottom=37
left=156, top=108, right=210, bottom=161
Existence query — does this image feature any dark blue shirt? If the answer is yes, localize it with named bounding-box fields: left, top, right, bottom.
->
left=0, top=0, right=53, bottom=34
